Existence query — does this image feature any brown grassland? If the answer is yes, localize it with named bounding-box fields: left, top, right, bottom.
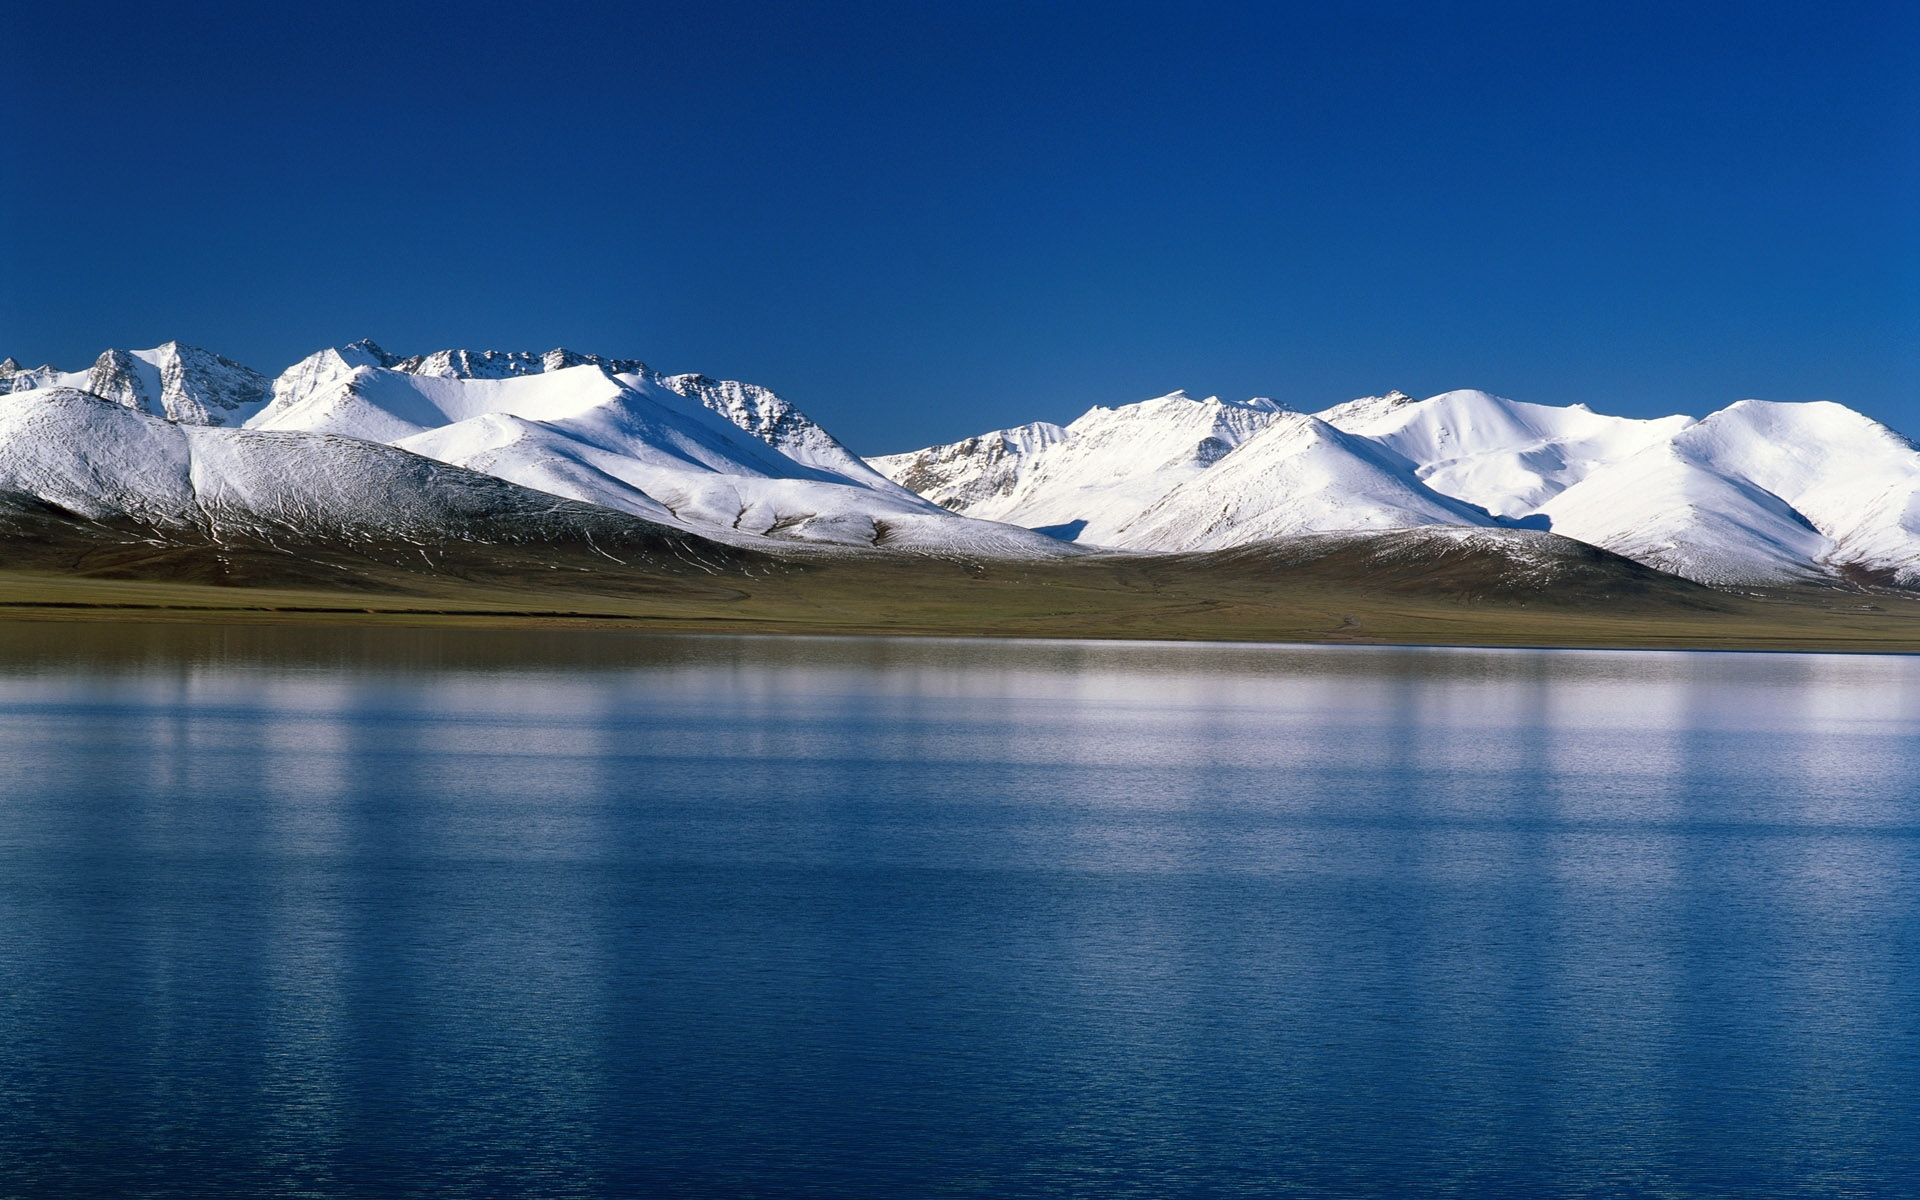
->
left=0, top=525, right=1916, bottom=654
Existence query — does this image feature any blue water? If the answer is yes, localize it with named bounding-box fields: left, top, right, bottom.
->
left=0, top=625, right=1916, bottom=1199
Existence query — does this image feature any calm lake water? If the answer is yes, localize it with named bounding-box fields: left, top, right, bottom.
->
left=0, top=624, right=1916, bottom=1199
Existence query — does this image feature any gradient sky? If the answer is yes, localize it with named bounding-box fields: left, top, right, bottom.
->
left=4, top=0, right=1915, bottom=452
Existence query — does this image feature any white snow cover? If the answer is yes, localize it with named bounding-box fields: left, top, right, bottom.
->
left=871, top=391, right=1286, bottom=543
left=0, top=387, right=684, bottom=545
left=1318, top=389, right=1694, bottom=518
left=1112, top=412, right=1498, bottom=550
left=243, top=344, right=1075, bottom=555
left=1540, top=401, right=1920, bottom=586
left=0, top=341, right=1074, bottom=557
left=1, top=342, right=270, bottom=426
left=7, top=336, right=1917, bottom=585
left=866, top=420, right=1068, bottom=515
left=872, top=386, right=1920, bottom=586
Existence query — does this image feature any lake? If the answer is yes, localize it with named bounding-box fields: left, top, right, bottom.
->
left=0, top=624, right=1916, bottom=1198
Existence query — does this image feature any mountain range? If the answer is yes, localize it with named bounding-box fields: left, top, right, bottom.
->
left=3, top=341, right=1916, bottom=595
left=874, top=388, right=1920, bottom=589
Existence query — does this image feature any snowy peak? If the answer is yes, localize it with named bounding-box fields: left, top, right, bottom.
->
left=0, top=343, right=271, bottom=426
left=1650, top=400, right=1920, bottom=585
left=1063, top=388, right=1286, bottom=430
left=0, top=385, right=720, bottom=554
left=1057, top=390, right=1291, bottom=478
left=1114, top=410, right=1498, bottom=551
left=147, top=341, right=274, bottom=425
left=655, top=372, right=883, bottom=483
left=388, top=346, right=650, bottom=380
left=270, top=343, right=398, bottom=412
left=1321, top=388, right=1695, bottom=519
left=340, top=338, right=398, bottom=364
left=252, top=356, right=648, bottom=442
left=274, top=340, right=651, bottom=396
left=84, top=349, right=164, bottom=414
left=0, top=358, right=61, bottom=393
left=869, top=387, right=1292, bottom=544
left=1321, top=388, right=1680, bottom=459
left=1, top=357, right=88, bottom=395
left=1309, top=391, right=1920, bottom=586
left=232, top=342, right=1074, bottom=556
left=1678, top=399, right=1918, bottom=467
left=1312, top=390, right=1416, bottom=427
left=262, top=345, right=876, bottom=481
left=868, top=421, right=1068, bottom=512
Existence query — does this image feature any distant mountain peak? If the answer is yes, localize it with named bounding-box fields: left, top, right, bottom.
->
left=37, top=342, right=273, bottom=427
left=1309, top=390, right=1414, bottom=427
left=1108, top=389, right=1285, bottom=414
left=0, top=358, right=68, bottom=395
left=872, top=387, right=1290, bottom=543
left=342, top=338, right=399, bottom=366
left=382, top=347, right=650, bottom=380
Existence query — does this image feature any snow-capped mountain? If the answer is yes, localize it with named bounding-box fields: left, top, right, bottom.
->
left=245, top=341, right=1067, bottom=555
left=1316, top=390, right=1920, bottom=587
left=5, top=338, right=1913, bottom=590
left=2, top=342, right=271, bottom=426
left=874, top=386, right=1920, bottom=588
left=0, top=341, right=1074, bottom=559
left=0, top=386, right=734, bottom=562
left=1318, top=389, right=1693, bottom=519
left=1538, top=401, right=1920, bottom=587
left=1112, top=411, right=1499, bottom=551
left=869, top=391, right=1285, bottom=543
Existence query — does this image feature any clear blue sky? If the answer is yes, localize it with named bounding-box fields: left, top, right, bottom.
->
left=3, top=0, right=1915, bottom=452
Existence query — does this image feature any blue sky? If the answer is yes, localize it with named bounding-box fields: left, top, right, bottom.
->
left=3, top=0, right=1914, bottom=452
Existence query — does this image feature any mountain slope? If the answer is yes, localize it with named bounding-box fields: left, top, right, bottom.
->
left=868, top=420, right=1068, bottom=512
left=1316, top=388, right=1693, bottom=518
left=0, top=387, right=737, bottom=565
left=1, top=342, right=271, bottom=425
left=247, top=345, right=1075, bottom=555
left=1170, top=525, right=1727, bottom=607
left=869, top=390, right=1285, bottom=543
left=874, top=384, right=1920, bottom=589
left=1111, top=412, right=1498, bottom=550
left=1539, top=401, right=1920, bottom=587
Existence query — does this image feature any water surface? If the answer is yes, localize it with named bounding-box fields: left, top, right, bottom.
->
left=0, top=624, right=1916, bottom=1198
